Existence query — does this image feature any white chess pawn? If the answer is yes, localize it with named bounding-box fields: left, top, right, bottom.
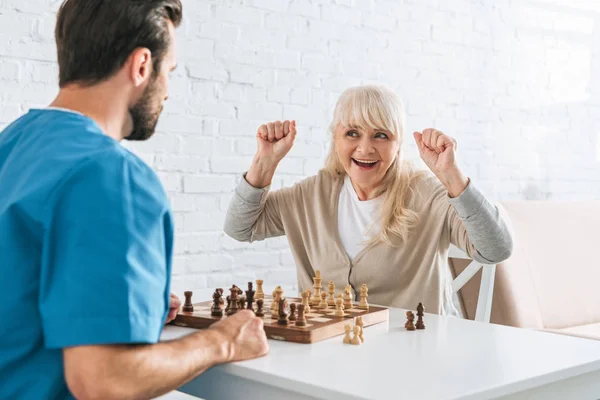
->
left=343, top=285, right=353, bottom=310
left=301, top=289, right=311, bottom=313
left=334, top=295, right=346, bottom=317
left=358, top=283, right=369, bottom=310
left=350, top=325, right=361, bottom=345
left=343, top=324, right=352, bottom=344
left=318, top=291, right=328, bottom=309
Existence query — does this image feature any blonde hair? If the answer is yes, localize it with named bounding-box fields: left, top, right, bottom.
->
left=324, top=85, right=425, bottom=246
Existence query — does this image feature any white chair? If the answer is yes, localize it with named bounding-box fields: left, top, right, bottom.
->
left=449, top=245, right=496, bottom=323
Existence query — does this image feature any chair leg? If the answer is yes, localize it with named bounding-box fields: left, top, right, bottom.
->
left=474, top=264, right=496, bottom=323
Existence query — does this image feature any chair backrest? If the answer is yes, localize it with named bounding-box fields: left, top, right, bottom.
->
left=451, top=201, right=600, bottom=330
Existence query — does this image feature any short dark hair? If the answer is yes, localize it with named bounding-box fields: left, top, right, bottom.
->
left=55, top=0, right=182, bottom=87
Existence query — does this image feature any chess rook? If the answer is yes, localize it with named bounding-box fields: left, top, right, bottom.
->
left=183, top=291, right=194, bottom=312
left=255, top=279, right=264, bottom=300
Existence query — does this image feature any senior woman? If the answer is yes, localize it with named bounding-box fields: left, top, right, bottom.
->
left=224, top=85, right=513, bottom=316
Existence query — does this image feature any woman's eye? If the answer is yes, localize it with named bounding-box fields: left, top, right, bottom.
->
left=375, top=132, right=388, bottom=139
left=346, top=130, right=359, bottom=137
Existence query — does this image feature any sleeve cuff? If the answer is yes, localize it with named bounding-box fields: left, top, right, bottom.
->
left=236, top=173, right=270, bottom=205
left=446, top=179, right=486, bottom=218
left=43, top=314, right=164, bottom=348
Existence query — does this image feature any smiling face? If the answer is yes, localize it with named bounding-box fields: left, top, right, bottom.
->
left=326, top=85, right=405, bottom=197
left=334, top=123, right=399, bottom=191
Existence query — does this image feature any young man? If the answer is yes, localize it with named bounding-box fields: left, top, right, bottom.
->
left=0, top=1, right=268, bottom=399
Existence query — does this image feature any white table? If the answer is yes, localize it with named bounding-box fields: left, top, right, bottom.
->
left=161, top=307, right=600, bottom=400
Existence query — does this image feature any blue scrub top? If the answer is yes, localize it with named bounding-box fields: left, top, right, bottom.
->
left=0, top=109, right=174, bottom=399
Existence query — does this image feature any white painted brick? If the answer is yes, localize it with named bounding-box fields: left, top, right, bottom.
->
left=155, top=155, right=209, bottom=173
left=187, top=63, right=228, bottom=82
left=215, top=5, right=264, bottom=26
left=185, top=254, right=235, bottom=273
left=245, top=0, right=289, bottom=13
left=220, top=119, right=261, bottom=137
left=129, top=134, right=179, bottom=154
left=234, top=252, right=278, bottom=267
left=273, top=50, right=301, bottom=70
left=156, top=114, right=205, bottom=134
left=363, top=13, right=396, bottom=31
left=179, top=136, right=213, bottom=156
left=228, top=63, right=275, bottom=87
left=184, top=175, right=236, bottom=194
left=237, top=102, right=283, bottom=121
left=197, top=21, right=240, bottom=45
left=157, top=173, right=183, bottom=193
left=321, top=4, right=362, bottom=26
left=177, top=211, right=227, bottom=233
left=212, top=138, right=237, bottom=157
left=176, top=233, right=222, bottom=254
left=0, top=60, right=21, bottom=81
left=170, top=194, right=220, bottom=213
left=211, top=156, right=254, bottom=174
left=302, top=54, right=340, bottom=74
left=291, top=88, right=309, bottom=105
left=267, top=87, right=290, bottom=103
left=289, top=1, right=321, bottom=19
left=0, top=103, right=21, bottom=122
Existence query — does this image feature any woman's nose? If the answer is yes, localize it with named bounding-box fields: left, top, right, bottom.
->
left=357, top=138, right=375, bottom=154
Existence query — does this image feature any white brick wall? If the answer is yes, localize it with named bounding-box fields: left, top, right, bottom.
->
left=1, top=0, right=600, bottom=296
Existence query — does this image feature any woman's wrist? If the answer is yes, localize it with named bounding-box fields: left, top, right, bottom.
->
left=438, top=168, right=469, bottom=198
left=246, top=155, right=278, bottom=188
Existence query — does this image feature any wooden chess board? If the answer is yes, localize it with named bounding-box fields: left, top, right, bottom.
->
left=170, top=296, right=389, bottom=344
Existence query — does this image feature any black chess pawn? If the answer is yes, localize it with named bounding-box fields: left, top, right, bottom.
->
left=289, top=303, right=297, bottom=321
left=255, top=299, right=264, bottom=317
left=211, top=288, right=223, bottom=317
left=277, top=297, right=289, bottom=325
left=416, top=302, right=425, bottom=330
left=245, top=281, right=255, bottom=310
left=182, top=291, right=194, bottom=312
left=227, top=285, right=240, bottom=316
left=238, top=295, right=246, bottom=310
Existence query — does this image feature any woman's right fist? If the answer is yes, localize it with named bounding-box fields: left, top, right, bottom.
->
left=255, top=120, right=296, bottom=164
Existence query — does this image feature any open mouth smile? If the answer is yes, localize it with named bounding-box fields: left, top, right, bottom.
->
left=352, top=158, right=379, bottom=169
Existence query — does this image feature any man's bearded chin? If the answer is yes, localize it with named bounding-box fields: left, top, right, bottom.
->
left=125, top=84, right=161, bottom=142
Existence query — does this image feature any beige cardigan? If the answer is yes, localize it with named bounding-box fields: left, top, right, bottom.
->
left=225, top=170, right=513, bottom=315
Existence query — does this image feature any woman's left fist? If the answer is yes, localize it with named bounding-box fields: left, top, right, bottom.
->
left=413, top=129, right=458, bottom=175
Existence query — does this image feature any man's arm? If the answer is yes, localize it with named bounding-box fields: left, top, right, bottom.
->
left=64, top=310, right=268, bottom=400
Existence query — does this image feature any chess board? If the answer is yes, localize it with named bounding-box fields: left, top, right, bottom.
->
left=170, top=296, right=389, bottom=344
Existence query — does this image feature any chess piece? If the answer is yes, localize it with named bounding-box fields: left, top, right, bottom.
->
left=311, top=270, right=323, bottom=306
left=277, top=297, right=289, bottom=325
left=255, top=279, right=264, bottom=300
left=226, top=285, right=240, bottom=316
left=350, top=325, right=361, bottom=345
left=318, top=291, right=328, bottom=309
left=183, top=291, right=194, bottom=312
left=358, top=283, right=369, bottom=309
left=245, top=282, right=255, bottom=310
left=416, top=302, right=425, bottom=330
left=356, top=316, right=364, bottom=343
left=238, top=295, right=246, bottom=310
left=289, top=303, right=297, bottom=321
left=343, top=323, right=352, bottom=344
left=334, top=294, right=346, bottom=317
left=301, top=289, right=311, bottom=313
left=295, top=304, right=307, bottom=326
left=327, top=281, right=336, bottom=306
left=271, top=286, right=284, bottom=316
left=211, top=288, right=223, bottom=317
left=255, top=299, right=264, bottom=317
left=343, top=285, right=353, bottom=310
left=217, top=288, right=224, bottom=309
left=405, top=311, right=416, bottom=331
left=225, top=295, right=231, bottom=313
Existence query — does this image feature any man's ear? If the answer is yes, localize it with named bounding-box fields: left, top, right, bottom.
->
left=127, top=48, right=153, bottom=88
